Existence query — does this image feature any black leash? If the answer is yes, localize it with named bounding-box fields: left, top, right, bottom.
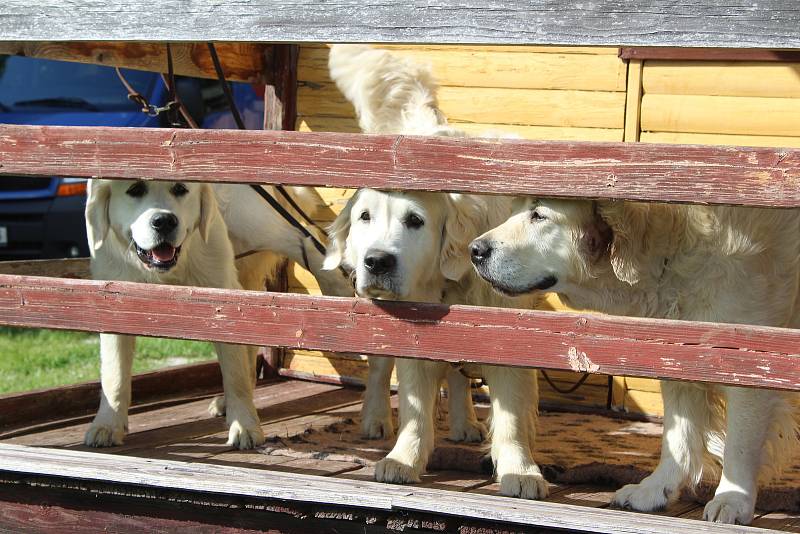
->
left=205, top=42, right=330, bottom=265
left=541, top=370, right=591, bottom=395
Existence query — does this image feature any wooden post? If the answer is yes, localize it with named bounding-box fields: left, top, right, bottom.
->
left=260, top=44, right=299, bottom=378
left=623, top=59, right=643, bottom=142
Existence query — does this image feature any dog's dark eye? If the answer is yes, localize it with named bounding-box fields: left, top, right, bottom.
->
left=126, top=181, right=147, bottom=198
left=359, top=211, right=371, bottom=222
left=531, top=210, right=546, bottom=222
left=404, top=213, right=424, bottom=229
left=170, top=183, right=189, bottom=197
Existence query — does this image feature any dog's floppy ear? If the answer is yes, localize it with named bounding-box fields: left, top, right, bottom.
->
left=440, top=194, right=484, bottom=281
left=199, top=184, right=218, bottom=243
left=597, top=201, right=650, bottom=285
left=85, top=179, right=111, bottom=252
left=323, top=191, right=358, bottom=271
left=580, top=203, right=613, bottom=265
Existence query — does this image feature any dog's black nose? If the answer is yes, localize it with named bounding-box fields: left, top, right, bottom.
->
left=151, top=213, right=178, bottom=234
left=364, top=251, right=397, bottom=275
left=470, top=240, right=492, bottom=264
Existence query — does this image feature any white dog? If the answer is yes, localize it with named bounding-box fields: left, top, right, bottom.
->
left=326, top=45, right=548, bottom=499
left=471, top=197, right=800, bottom=523
left=84, top=178, right=351, bottom=449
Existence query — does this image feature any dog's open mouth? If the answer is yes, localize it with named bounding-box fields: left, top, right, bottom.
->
left=135, top=243, right=181, bottom=271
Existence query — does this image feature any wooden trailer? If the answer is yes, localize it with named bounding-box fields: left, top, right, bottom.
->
left=1, top=2, right=800, bottom=532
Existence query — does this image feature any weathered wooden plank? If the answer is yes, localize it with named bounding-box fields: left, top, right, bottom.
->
left=297, top=116, right=623, bottom=142
left=641, top=94, right=800, bottom=137
left=375, top=44, right=620, bottom=55
left=2, top=125, right=800, bottom=207
left=0, top=275, right=799, bottom=390
left=0, top=42, right=267, bottom=82
left=643, top=61, right=800, bottom=98
left=298, top=84, right=626, bottom=129
left=620, top=47, right=800, bottom=62
left=0, top=443, right=774, bottom=534
left=5, top=380, right=338, bottom=447
left=0, top=361, right=222, bottom=430
left=641, top=132, right=800, bottom=149
left=0, top=484, right=274, bottom=534
left=2, top=1, right=800, bottom=48
left=622, top=389, right=665, bottom=417
left=751, top=513, right=800, bottom=532
left=0, top=476, right=393, bottom=534
left=298, top=46, right=628, bottom=91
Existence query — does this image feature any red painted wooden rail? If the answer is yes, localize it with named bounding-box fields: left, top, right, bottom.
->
left=1, top=124, right=799, bottom=392
left=1, top=274, right=798, bottom=391
left=1, top=124, right=800, bottom=207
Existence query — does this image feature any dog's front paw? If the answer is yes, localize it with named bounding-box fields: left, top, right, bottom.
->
left=375, top=457, right=421, bottom=484
left=449, top=419, right=487, bottom=443
left=226, top=421, right=265, bottom=450
left=612, top=480, right=673, bottom=512
left=703, top=493, right=755, bottom=525
left=207, top=396, right=225, bottom=417
left=498, top=469, right=549, bottom=500
left=84, top=421, right=126, bottom=447
left=361, top=411, right=394, bottom=440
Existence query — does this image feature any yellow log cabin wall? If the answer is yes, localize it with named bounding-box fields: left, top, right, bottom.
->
left=283, top=45, right=800, bottom=417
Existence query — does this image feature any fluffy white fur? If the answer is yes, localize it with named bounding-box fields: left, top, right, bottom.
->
left=84, top=179, right=350, bottom=449
left=472, top=197, right=800, bottom=523
left=326, top=44, right=547, bottom=499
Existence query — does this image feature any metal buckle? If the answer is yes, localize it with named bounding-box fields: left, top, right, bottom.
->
left=145, top=100, right=179, bottom=117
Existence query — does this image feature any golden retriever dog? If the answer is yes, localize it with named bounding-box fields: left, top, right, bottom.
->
left=325, top=44, right=548, bottom=499
left=84, top=179, right=350, bottom=449
left=471, top=197, right=799, bottom=523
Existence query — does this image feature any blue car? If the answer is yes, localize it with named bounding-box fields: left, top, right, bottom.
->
left=0, top=55, right=263, bottom=260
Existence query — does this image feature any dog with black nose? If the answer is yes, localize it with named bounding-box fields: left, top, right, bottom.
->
left=325, top=44, right=549, bottom=500
left=84, top=178, right=266, bottom=450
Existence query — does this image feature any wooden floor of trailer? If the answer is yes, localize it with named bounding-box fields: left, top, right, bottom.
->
left=1, top=376, right=798, bottom=533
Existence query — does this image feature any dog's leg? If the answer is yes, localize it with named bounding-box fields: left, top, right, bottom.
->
left=446, top=368, right=486, bottom=443
left=215, top=342, right=264, bottom=450
left=375, top=359, right=446, bottom=484
left=613, top=381, right=708, bottom=512
left=703, top=387, right=782, bottom=524
left=361, top=356, right=396, bottom=439
left=482, top=366, right=547, bottom=499
left=85, top=334, right=136, bottom=447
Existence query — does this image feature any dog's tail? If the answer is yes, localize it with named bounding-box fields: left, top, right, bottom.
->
left=328, top=44, right=450, bottom=135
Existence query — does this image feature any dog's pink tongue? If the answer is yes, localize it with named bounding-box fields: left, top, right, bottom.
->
left=151, top=244, right=176, bottom=262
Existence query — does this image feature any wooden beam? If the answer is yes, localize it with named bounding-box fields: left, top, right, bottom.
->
left=619, top=47, right=800, bottom=62
left=1, top=1, right=799, bottom=48
left=0, top=274, right=798, bottom=390
left=0, top=479, right=394, bottom=534
left=260, top=45, right=298, bottom=373
left=623, top=59, right=643, bottom=142
left=0, top=42, right=268, bottom=83
left=1, top=125, right=800, bottom=208
left=262, top=45, right=299, bottom=131
left=0, top=361, right=223, bottom=430
left=0, top=443, right=768, bottom=534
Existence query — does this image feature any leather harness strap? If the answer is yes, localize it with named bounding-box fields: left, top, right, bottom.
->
left=205, top=42, right=331, bottom=269
left=115, top=43, right=330, bottom=273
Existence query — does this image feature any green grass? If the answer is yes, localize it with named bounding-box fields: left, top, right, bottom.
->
left=0, top=327, right=216, bottom=394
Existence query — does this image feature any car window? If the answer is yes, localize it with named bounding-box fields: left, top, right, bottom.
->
left=0, top=55, right=157, bottom=111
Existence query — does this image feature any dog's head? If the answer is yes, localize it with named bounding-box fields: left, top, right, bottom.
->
left=323, top=189, right=482, bottom=301
left=86, top=179, right=217, bottom=273
left=469, top=198, right=649, bottom=298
